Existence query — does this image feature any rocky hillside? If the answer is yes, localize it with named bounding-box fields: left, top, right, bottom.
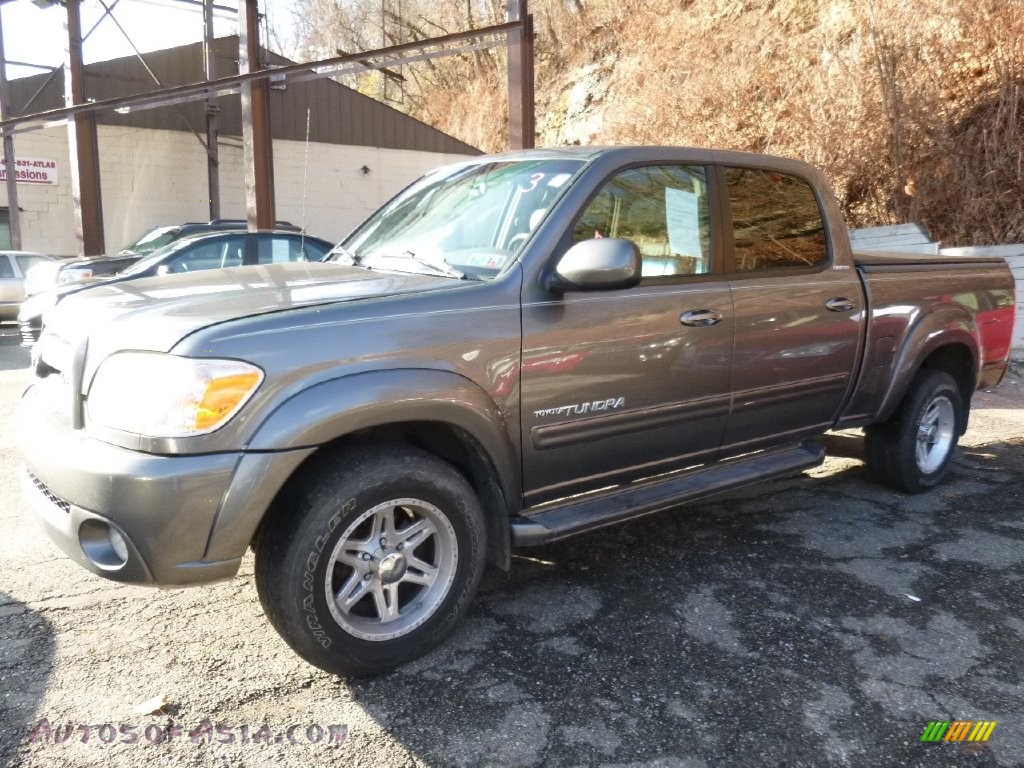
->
left=294, top=0, right=1024, bottom=245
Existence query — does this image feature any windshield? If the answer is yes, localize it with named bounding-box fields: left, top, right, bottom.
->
left=337, top=158, right=584, bottom=279
left=115, top=235, right=206, bottom=276
left=119, top=225, right=180, bottom=255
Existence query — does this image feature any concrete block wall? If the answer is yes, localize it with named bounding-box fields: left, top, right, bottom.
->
left=0, top=125, right=476, bottom=255
left=269, top=137, right=472, bottom=243
left=0, top=127, right=76, bottom=254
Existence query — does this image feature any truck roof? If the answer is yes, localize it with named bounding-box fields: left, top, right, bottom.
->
left=470, top=145, right=825, bottom=178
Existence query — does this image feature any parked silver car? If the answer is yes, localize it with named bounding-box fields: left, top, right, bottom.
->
left=0, top=251, right=60, bottom=321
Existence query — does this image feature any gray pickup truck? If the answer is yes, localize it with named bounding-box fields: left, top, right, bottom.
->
left=18, top=147, right=1016, bottom=676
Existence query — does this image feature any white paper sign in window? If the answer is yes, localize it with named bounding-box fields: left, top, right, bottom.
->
left=665, top=187, right=703, bottom=257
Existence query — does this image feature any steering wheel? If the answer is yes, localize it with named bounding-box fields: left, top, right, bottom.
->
left=507, top=232, right=530, bottom=253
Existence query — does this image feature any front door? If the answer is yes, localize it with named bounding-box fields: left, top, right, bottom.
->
left=520, top=164, right=735, bottom=506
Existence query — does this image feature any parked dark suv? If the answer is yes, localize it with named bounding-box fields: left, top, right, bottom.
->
left=28, top=219, right=303, bottom=291
left=118, top=219, right=303, bottom=258
left=19, top=229, right=332, bottom=344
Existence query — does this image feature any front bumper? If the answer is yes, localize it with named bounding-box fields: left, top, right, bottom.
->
left=16, top=379, right=309, bottom=586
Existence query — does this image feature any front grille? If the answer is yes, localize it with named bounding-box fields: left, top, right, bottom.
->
left=19, top=318, right=41, bottom=347
left=26, top=470, right=72, bottom=514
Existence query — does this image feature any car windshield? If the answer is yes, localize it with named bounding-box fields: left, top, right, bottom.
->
left=115, top=235, right=209, bottom=276
left=119, top=226, right=180, bottom=255
left=335, top=158, right=585, bottom=280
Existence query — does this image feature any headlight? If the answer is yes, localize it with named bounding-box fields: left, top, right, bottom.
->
left=58, top=268, right=93, bottom=283
left=87, top=352, right=264, bottom=437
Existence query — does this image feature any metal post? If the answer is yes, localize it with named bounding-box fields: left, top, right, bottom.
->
left=204, top=0, right=220, bottom=220
left=239, top=0, right=274, bottom=230
left=65, top=0, right=105, bottom=255
left=0, top=6, right=22, bottom=249
left=505, top=0, right=534, bottom=150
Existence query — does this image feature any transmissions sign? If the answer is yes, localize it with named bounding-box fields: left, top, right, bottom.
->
left=0, top=157, right=58, bottom=185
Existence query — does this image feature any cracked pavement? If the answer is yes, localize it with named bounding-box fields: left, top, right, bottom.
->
left=1, top=323, right=1023, bottom=767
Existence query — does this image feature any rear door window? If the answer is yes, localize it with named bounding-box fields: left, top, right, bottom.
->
left=0, top=254, right=14, bottom=279
left=724, top=168, right=828, bottom=271
left=256, top=235, right=319, bottom=264
left=257, top=236, right=333, bottom=264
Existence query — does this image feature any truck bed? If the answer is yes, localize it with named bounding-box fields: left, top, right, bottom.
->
left=840, top=251, right=1016, bottom=427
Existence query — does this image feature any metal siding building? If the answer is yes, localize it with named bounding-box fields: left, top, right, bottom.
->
left=2, top=37, right=480, bottom=254
left=10, top=37, right=477, bottom=155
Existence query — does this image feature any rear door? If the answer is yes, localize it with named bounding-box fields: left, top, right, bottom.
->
left=719, top=166, right=863, bottom=452
left=520, top=163, right=735, bottom=505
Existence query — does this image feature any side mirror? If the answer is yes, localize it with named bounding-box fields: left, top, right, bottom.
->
left=548, top=238, right=641, bottom=292
left=156, top=265, right=172, bottom=276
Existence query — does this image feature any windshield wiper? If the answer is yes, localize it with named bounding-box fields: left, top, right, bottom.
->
left=368, top=251, right=476, bottom=280
left=327, top=244, right=361, bottom=265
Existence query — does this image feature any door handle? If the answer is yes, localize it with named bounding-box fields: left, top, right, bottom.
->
left=825, top=297, right=855, bottom=312
left=680, top=309, right=723, bottom=327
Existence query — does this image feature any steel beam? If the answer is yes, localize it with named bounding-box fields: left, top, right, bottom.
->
left=0, top=5, right=22, bottom=249
left=65, top=0, right=105, bottom=255
left=239, top=0, right=274, bottom=230
left=506, top=0, right=535, bottom=150
left=204, top=0, right=220, bottom=220
left=1, top=21, right=524, bottom=134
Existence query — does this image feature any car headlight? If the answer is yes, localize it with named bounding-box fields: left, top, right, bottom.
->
left=87, top=352, right=264, bottom=437
left=58, top=268, right=93, bottom=283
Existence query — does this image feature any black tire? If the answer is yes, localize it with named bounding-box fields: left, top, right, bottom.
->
left=254, top=444, right=487, bottom=676
left=864, top=369, right=964, bottom=493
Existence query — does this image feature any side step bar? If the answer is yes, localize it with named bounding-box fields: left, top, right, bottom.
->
left=511, top=441, right=824, bottom=547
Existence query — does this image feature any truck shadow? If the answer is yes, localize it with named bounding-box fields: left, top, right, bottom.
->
left=0, top=594, right=55, bottom=767
left=345, top=436, right=1024, bottom=767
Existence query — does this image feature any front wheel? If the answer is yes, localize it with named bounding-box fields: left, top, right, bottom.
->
left=865, top=369, right=964, bottom=493
left=255, top=445, right=487, bottom=676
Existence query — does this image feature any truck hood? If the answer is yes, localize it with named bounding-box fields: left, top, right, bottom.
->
left=39, top=261, right=461, bottom=368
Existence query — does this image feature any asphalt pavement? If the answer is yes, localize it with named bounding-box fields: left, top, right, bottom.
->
left=2, top=320, right=1023, bottom=767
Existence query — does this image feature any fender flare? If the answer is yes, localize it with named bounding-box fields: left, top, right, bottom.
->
left=875, top=306, right=979, bottom=424
left=247, top=367, right=521, bottom=518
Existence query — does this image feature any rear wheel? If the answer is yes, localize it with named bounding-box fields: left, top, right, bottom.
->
left=865, top=369, right=964, bottom=493
left=255, top=444, right=487, bottom=676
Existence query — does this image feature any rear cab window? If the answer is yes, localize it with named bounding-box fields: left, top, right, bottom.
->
left=723, top=167, right=828, bottom=272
